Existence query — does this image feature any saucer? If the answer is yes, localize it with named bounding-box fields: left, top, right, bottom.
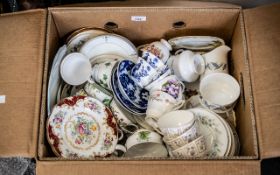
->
left=111, top=66, right=146, bottom=115
left=47, top=96, right=118, bottom=158
left=189, top=108, right=229, bottom=157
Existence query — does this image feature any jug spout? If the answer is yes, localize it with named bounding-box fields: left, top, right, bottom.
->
left=203, top=45, right=231, bottom=59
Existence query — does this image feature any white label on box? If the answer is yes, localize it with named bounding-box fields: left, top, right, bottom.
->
left=0, top=95, right=6, bottom=104
left=131, top=16, right=147, bottom=22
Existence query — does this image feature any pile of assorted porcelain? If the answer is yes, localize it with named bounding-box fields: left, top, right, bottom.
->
left=47, top=27, right=240, bottom=159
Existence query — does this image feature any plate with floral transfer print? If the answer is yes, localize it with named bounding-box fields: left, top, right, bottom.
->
left=47, top=96, right=118, bottom=158
left=188, top=108, right=229, bottom=157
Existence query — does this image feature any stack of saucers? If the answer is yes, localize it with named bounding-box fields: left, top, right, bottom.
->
left=111, top=60, right=149, bottom=115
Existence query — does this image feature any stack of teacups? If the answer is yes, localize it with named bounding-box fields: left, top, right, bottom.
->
left=130, top=39, right=172, bottom=89
left=157, top=110, right=208, bottom=158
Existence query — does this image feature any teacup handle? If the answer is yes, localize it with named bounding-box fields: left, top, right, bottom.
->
left=113, top=144, right=127, bottom=157
left=120, top=123, right=139, bottom=135
left=175, top=49, right=185, bottom=55
left=145, top=117, right=163, bottom=135
left=118, top=128, right=124, bottom=141
left=172, top=100, right=185, bottom=110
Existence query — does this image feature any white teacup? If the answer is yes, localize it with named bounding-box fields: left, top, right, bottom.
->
left=60, top=52, right=92, bottom=86
left=157, top=110, right=195, bottom=138
left=92, top=60, right=117, bottom=90
left=125, top=129, right=162, bottom=150
left=130, top=57, right=158, bottom=88
left=170, top=135, right=207, bottom=158
left=163, top=121, right=199, bottom=150
left=145, top=91, right=185, bottom=131
left=199, top=73, right=240, bottom=113
left=149, top=75, right=185, bottom=100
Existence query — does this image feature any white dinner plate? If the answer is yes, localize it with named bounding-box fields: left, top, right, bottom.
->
left=80, top=34, right=137, bottom=62
left=47, top=45, right=67, bottom=115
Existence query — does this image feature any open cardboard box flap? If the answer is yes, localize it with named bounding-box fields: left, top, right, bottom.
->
left=0, top=0, right=279, bottom=174
left=0, top=9, right=46, bottom=157
left=244, top=3, right=280, bottom=159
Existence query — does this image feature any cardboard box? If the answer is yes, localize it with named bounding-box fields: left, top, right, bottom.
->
left=0, top=1, right=279, bottom=174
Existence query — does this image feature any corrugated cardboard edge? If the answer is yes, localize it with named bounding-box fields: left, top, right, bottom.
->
left=36, top=160, right=260, bottom=175
left=55, top=0, right=241, bottom=9
left=238, top=12, right=259, bottom=159
left=243, top=3, right=280, bottom=159
left=0, top=9, right=47, bottom=157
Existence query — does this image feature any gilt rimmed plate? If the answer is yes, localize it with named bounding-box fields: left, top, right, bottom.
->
left=47, top=45, right=67, bottom=115
left=67, top=28, right=109, bottom=53
left=80, top=34, right=137, bottom=62
left=47, top=96, right=118, bottom=158
left=189, top=108, right=229, bottom=157
left=168, top=36, right=225, bottom=51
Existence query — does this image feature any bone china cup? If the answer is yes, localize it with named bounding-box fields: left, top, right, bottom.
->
left=170, top=135, right=207, bottom=158
left=92, top=60, right=117, bottom=90
left=125, top=129, right=162, bottom=150
left=145, top=90, right=185, bottom=131
left=60, top=52, right=92, bottom=86
left=148, top=75, right=185, bottom=100
left=199, top=73, right=240, bottom=113
left=130, top=57, right=158, bottom=88
left=163, top=120, right=199, bottom=150
left=157, top=110, right=196, bottom=138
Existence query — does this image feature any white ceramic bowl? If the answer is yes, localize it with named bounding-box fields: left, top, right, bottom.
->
left=199, top=73, right=240, bottom=113
left=60, top=52, right=91, bottom=86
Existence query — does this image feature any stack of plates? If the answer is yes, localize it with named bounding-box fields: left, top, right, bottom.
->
left=189, top=108, right=239, bottom=157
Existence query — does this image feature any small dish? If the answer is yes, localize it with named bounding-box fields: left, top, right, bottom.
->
left=168, top=36, right=225, bottom=51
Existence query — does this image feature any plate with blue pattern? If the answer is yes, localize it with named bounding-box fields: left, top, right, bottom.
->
left=111, top=65, right=146, bottom=115
left=116, top=60, right=149, bottom=109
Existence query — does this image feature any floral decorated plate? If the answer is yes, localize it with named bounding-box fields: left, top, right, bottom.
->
left=80, top=34, right=137, bottom=62
left=168, top=36, right=225, bottom=51
left=117, top=60, right=149, bottom=109
left=189, top=108, right=229, bottom=157
left=111, top=66, right=146, bottom=115
left=48, top=45, right=67, bottom=115
left=47, top=96, right=118, bottom=158
left=67, top=28, right=109, bottom=53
